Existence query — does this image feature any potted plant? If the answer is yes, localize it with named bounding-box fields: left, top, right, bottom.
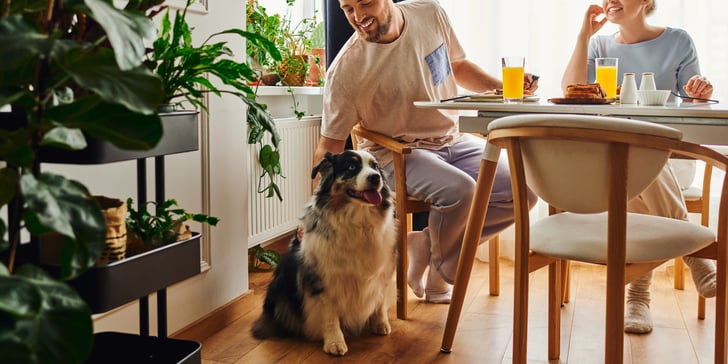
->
left=0, top=1, right=166, bottom=362
left=125, top=198, right=219, bottom=254
left=0, top=0, right=280, bottom=361
left=248, top=244, right=280, bottom=272
left=306, top=20, right=326, bottom=86
left=246, top=0, right=282, bottom=85
left=148, top=0, right=285, bottom=200
left=246, top=0, right=317, bottom=86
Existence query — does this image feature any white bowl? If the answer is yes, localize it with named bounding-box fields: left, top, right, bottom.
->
left=637, top=89, right=670, bottom=106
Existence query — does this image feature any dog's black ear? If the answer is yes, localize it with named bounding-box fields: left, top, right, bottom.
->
left=311, top=152, right=335, bottom=179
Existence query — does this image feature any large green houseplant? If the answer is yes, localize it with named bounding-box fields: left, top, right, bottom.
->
left=148, top=0, right=284, bottom=200
left=0, top=0, right=280, bottom=362
left=0, top=1, right=164, bottom=362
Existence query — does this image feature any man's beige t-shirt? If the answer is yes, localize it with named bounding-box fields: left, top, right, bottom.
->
left=321, top=0, right=466, bottom=167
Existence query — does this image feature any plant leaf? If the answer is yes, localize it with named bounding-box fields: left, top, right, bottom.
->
left=40, top=126, right=88, bottom=151
left=246, top=99, right=280, bottom=147
left=222, top=28, right=282, bottom=62
left=20, top=172, right=106, bottom=279
left=257, top=249, right=280, bottom=267
left=60, top=47, right=164, bottom=115
left=0, top=15, right=52, bottom=87
left=45, top=96, right=163, bottom=151
left=83, top=0, right=158, bottom=70
left=0, top=264, right=93, bottom=364
left=0, top=168, right=19, bottom=207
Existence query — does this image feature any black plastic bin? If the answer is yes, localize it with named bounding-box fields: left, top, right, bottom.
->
left=69, top=232, right=202, bottom=314
left=87, top=332, right=201, bottom=364
left=0, top=111, right=199, bottom=164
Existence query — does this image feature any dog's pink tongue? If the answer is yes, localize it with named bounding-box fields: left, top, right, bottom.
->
left=362, top=190, right=383, bottom=205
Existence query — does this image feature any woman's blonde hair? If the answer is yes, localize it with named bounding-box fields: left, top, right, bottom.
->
left=646, top=0, right=656, bottom=16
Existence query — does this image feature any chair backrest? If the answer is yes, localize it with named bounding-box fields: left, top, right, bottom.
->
left=487, top=114, right=683, bottom=213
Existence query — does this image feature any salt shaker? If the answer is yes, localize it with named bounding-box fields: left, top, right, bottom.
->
left=640, top=72, right=656, bottom=91
left=620, top=73, right=638, bottom=104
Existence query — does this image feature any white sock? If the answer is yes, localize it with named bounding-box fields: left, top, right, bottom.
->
left=683, top=256, right=717, bottom=298
left=425, top=266, right=452, bottom=304
left=625, top=301, right=653, bottom=334
left=407, top=230, right=430, bottom=298
left=624, top=271, right=653, bottom=334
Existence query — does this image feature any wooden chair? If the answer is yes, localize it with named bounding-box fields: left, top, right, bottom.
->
left=673, top=159, right=713, bottom=319
left=440, top=114, right=728, bottom=363
left=350, top=125, right=502, bottom=320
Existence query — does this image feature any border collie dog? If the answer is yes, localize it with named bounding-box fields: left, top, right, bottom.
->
left=252, top=150, right=397, bottom=356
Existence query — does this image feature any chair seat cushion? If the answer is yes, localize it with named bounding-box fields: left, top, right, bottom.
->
left=530, top=212, right=715, bottom=264
left=682, top=186, right=702, bottom=201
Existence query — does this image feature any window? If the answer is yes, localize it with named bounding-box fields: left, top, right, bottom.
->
left=438, top=0, right=727, bottom=99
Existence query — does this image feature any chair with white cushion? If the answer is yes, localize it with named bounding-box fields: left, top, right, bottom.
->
left=440, top=114, right=728, bottom=363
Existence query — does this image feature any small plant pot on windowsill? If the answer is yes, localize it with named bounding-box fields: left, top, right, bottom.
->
left=260, top=73, right=281, bottom=86
left=305, top=48, right=326, bottom=86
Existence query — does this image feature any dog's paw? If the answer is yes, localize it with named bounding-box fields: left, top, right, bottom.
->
left=371, top=320, right=391, bottom=336
left=323, top=341, right=348, bottom=356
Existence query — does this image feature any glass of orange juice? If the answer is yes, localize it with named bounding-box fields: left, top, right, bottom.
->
left=595, top=57, right=618, bottom=98
left=501, top=56, right=525, bottom=104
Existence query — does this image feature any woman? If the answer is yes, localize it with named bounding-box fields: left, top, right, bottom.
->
left=562, top=0, right=716, bottom=335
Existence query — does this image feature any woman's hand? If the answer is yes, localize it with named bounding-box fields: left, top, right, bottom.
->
left=580, top=4, right=608, bottom=38
left=683, top=75, right=714, bottom=102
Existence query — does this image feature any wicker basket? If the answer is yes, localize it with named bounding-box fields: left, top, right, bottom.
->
left=94, top=196, right=127, bottom=266
left=277, top=55, right=308, bottom=86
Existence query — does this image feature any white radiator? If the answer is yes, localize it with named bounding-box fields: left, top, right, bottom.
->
left=248, top=116, right=320, bottom=247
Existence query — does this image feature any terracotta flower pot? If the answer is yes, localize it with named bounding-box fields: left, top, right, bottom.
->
left=306, top=48, right=326, bottom=86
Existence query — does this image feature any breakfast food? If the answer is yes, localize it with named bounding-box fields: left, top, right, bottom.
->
left=564, top=83, right=606, bottom=99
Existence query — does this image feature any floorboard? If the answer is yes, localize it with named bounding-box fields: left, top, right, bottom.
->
left=188, top=258, right=717, bottom=364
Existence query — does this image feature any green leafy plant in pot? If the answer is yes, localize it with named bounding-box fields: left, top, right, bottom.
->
left=0, top=0, right=167, bottom=362
left=147, top=0, right=285, bottom=200
left=248, top=244, right=281, bottom=272
left=246, top=0, right=317, bottom=87
left=125, top=198, right=219, bottom=254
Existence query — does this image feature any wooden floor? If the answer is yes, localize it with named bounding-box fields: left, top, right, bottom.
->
left=192, top=258, right=717, bottom=363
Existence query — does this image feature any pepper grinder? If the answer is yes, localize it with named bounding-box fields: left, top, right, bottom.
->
left=640, top=72, right=656, bottom=91
left=621, top=73, right=638, bottom=104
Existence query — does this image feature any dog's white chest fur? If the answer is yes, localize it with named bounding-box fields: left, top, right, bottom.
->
left=299, top=201, right=397, bottom=337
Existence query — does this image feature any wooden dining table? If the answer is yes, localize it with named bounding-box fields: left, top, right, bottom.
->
left=413, top=97, right=728, bottom=357
left=414, top=98, right=728, bottom=146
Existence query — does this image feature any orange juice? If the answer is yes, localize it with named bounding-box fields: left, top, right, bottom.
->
left=596, top=65, right=618, bottom=98
left=502, top=66, right=524, bottom=102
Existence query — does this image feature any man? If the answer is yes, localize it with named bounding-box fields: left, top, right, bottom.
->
left=313, top=0, right=538, bottom=303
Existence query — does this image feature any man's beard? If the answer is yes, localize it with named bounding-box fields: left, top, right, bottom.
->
left=359, top=12, right=391, bottom=42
